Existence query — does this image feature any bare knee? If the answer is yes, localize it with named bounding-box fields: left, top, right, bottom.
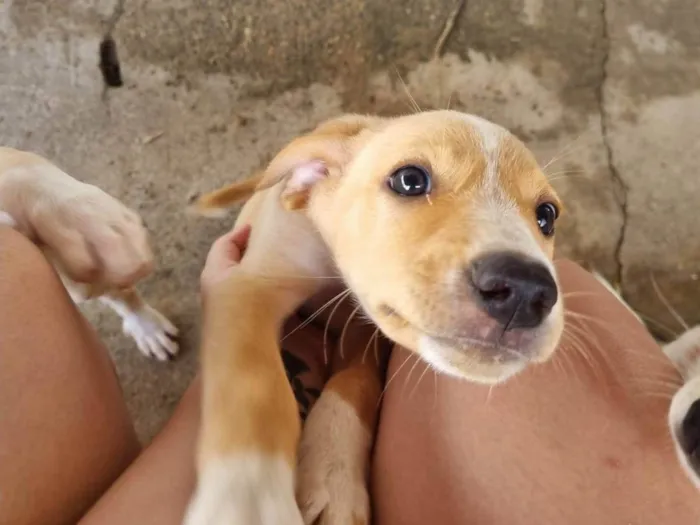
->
left=0, top=225, right=60, bottom=290
left=0, top=225, right=140, bottom=525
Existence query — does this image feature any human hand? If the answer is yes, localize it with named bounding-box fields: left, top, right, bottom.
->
left=200, top=224, right=252, bottom=293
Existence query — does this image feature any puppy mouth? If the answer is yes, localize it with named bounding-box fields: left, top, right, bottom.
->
left=378, top=303, right=536, bottom=362
left=428, top=333, right=525, bottom=362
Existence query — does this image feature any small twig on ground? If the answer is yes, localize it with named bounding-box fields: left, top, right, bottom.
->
left=433, top=0, right=467, bottom=60
left=142, top=131, right=165, bottom=145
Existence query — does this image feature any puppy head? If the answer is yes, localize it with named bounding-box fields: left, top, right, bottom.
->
left=263, top=110, right=564, bottom=384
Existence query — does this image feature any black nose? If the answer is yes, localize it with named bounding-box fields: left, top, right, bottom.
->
left=470, top=252, right=558, bottom=329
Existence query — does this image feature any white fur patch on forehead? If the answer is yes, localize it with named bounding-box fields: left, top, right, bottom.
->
left=457, top=114, right=548, bottom=269
left=470, top=195, right=554, bottom=273
left=459, top=114, right=508, bottom=187
left=459, top=114, right=507, bottom=153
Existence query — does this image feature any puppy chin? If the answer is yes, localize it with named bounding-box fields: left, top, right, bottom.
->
left=417, top=335, right=528, bottom=385
left=532, top=302, right=565, bottom=364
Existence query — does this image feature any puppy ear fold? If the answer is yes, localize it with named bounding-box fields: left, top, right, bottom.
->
left=257, top=115, right=383, bottom=210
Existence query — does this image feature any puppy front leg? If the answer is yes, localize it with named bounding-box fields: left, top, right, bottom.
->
left=57, top=267, right=178, bottom=361
left=185, top=280, right=306, bottom=525
left=0, top=148, right=153, bottom=288
left=99, top=289, right=179, bottom=361
left=297, top=343, right=387, bottom=525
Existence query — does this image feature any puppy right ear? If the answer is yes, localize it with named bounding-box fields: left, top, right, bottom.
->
left=187, top=173, right=264, bottom=217
left=259, top=114, right=383, bottom=210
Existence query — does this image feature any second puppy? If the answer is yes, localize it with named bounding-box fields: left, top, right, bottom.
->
left=0, top=147, right=178, bottom=360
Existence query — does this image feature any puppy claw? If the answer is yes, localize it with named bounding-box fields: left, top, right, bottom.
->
left=122, top=305, right=179, bottom=360
left=297, top=477, right=368, bottom=525
left=297, top=486, right=329, bottom=525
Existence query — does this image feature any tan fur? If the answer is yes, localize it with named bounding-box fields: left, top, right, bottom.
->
left=188, top=173, right=264, bottom=216
left=325, top=355, right=383, bottom=433
left=0, top=147, right=179, bottom=360
left=186, top=110, right=565, bottom=524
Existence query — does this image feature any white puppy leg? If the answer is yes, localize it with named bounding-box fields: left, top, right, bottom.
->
left=184, top=453, right=303, bottom=525
left=60, top=272, right=178, bottom=361
left=99, top=290, right=179, bottom=361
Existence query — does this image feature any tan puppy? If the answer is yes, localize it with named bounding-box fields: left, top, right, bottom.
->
left=185, top=110, right=565, bottom=525
left=0, top=147, right=178, bottom=360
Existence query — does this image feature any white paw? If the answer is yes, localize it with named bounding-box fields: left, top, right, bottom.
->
left=297, top=391, right=371, bottom=525
left=123, top=305, right=179, bottom=361
left=184, top=455, right=303, bottom=525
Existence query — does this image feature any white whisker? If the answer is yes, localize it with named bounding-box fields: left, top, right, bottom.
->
left=378, top=352, right=418, bottom=407
left=393, top=65, right=421, bottom=114
left=650, top=272, right=689, bottom=331
left=283, top=288, right=352, bottom=341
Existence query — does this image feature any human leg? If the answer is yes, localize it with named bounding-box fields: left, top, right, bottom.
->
left=0, top=227, right=140, bottom=525
left=77, top=313, right=332, bottom=525
left=372, top=259, right=700, bottom=524
left=79, top=378, right=201, bottom=525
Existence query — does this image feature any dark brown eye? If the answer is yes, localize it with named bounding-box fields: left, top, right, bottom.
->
left=536, top=202, right=558, bottom=236
left=387, top=165, right=432, bottom=197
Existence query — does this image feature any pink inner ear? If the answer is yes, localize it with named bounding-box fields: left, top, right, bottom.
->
left=285, top=160, right=328, bottom=193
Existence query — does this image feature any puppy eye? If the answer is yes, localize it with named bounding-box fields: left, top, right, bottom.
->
left=536, top=202, right=558, bottom=237
left=387, top=165, right=432, bottom=197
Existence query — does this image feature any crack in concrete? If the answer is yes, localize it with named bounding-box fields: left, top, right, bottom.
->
left=105, top=0, right=126, bottom=36
left=598, top=0, right=629, bottom=288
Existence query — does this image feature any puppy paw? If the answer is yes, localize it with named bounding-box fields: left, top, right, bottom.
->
left=297, top=470, right=369, bottom=525
left=184, top=455, right=303, bottom=525
left=122, top=305, right=179, bottom=361
left=31, top=183, right=153, bottom=288
left=297, top=391, right=372, bottom=525
left=669, top=376, right=700, bottom=489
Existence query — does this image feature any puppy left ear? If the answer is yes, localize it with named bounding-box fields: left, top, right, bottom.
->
left=258, top=114, right=384, bottom=210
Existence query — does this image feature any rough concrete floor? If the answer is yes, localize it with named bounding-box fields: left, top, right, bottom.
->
left=2, top=0, right=699, bottom=442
